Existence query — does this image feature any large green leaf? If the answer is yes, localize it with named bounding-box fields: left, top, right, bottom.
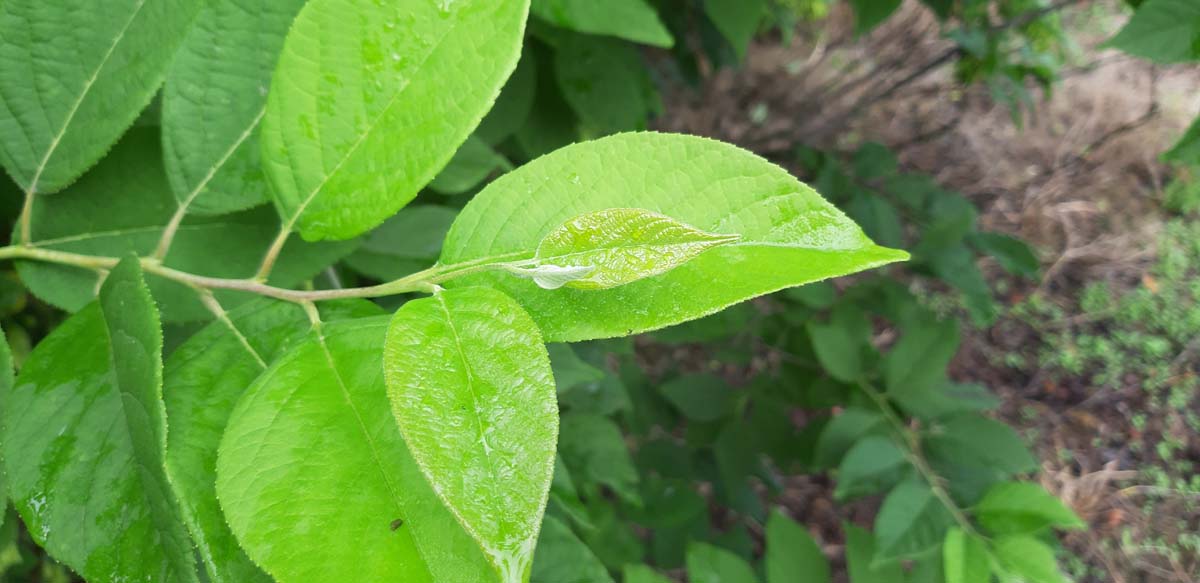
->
left=3, top=260, right=197, bottom=582
left=215, top=317, right=498, bottom=582
left=441, top=133, right=907, bottom=341
left=261, top=0, right=529, bottom=241
left=1107, top=0, right=1200, bottom=64
left=942, top=528, right=990, bottom=583
left=163, top=298, right=380, bottom=583
left=974, top=482, right=1084, bottom=536
left=765, top=510, right=830, bottom=583
left=162, top=0, right=306, bottom=215
left=384, top=287, right=557, bottom=581
left=0, top=0, right=202, bottom=194
left=530, top=516, right=614, bottom=583
left=873, top=480, right=954, bottom=561
left=992, top=535, right=1068, bottom=583
left=531, top=0, right=673, bottom=48
left=925, top=414, right=1036, bottom=477
left=16, top=128, right=354, bottom=321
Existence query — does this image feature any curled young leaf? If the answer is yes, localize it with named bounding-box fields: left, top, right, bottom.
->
left=524, top=208, right=740, bottom=291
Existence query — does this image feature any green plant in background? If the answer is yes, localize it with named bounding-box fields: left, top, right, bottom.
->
left=10, top=0, right=1194, bottom=581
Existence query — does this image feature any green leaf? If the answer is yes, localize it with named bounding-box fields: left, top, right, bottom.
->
left=548, top=344, right=606, bottom=392
left=530, top=515, right=614, bottom=583
left=16, top=128, right=354, bottom=321
left=1164, top=115, right=1200, bottom=166
left=765, top=510, right=830, bottom=583
left=884, top=317, right=959, bottom=400
left=429, top=137, right=512, bottom=196
left=975, top=482, right=1084, bottom=536
left=163, top=298, right=379, bottom=583
left=516, top=46, right=580, bottom=159
left=835, top=436, right=908, bottom=501
left=344, top=205, right=458, bottom=281
left=442, top=133, right=908, bottom=341
left=558, top=413, right=640, bottom=505
left=992, top=535, right=1068, bottom=583
left=844, top=524, right=903, bottom=583
left=873, top=480, right=955, bottom=561
left=925, top=414, right=1037, bottom=477
left=216, top=317, right=498, bottom=582
left=555, top=35, right=658, bottom=134
left=163, top=0, right=305, bottom=215
left=807, top=304, right=871, bottom=383
left=624, top=564, right=673, bottom=583
left=814, top=408, right=887, bottom=469
left=384, top=287, right=557, bottom=581
left=519, top=208, right=741, bottom=291
left=0, top=0, right=202, bottom=194
left=849, top=0, right=902, bottom=35
left=659, top=373, right=737, bottom=422
left=942, top=528, right=990, bottom=583
left=531, top=0, right=673, bottom=47
left=3, top=260, right=197, bottom=582
left=687, top=543, right=760, bottom=583
left=1106, top=0, right=1200, bottom=64
left=261, top=0, right=529, bottom=241
left=970, top=232, right=1040, bottom=277
left=703, top=0, right=767, bottom=59
left=0, top=326, right=11, bottom=511
left=477, top=48, right=539, bottom=145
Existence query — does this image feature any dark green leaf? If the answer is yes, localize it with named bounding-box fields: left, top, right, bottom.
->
left=1164, top=115, right=1200, bottom=166
left=1107, top=0, right=1200, bottom=64
left=477, top=48, right=539, bottom=145
left=344, top=205, right=458, bottom=281
left=926, top=414, right=1037, bottom=477
left=429, top=137, right=511, bottom=196
left=844, top=524, right=903, bottom=583
left=659, top=374, right=737, bottom=422
left=703, top=0, right=767, bottom=59
left=559, top=414, right=640, bottom=505
left=970, top=232, right=1040, bottom=277
left=531, top=0, right=673, bottom=47
left=555, top=35, right=658, bottom=134
left=624, top=564, right=673, bottom=583
left=849, top=0, right=903, bottom=35
left=4, top=261, right=197, bottom=582
left=807, top=304, right=871, bottom=383
left=530, top=515, right=614, bottom=583
left=884, top=317, right=959, bottom=400
left=835, top=436, right=909, bottom=501
left=687, top=543, right=760, bottom=583
left=814, top=408, right=887, bottom=469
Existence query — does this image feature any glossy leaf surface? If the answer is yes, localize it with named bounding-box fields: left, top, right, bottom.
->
left=261, top=0, right=529, bottom=240
left=0, top=0, right=201, bottom=193
left=216, top=317, right=498, bottom=583
left=384, top=287, right=557, bottom=581
left=441, top=133, right=908, bottom=341
left=3, top=260, right=197, bottom=582
left=163, top=0, right=306, bottom=215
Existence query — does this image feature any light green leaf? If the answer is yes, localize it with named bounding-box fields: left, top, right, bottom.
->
left=558, top=413, right=640, bottom=505
left=384, top=287, right=557, bottom=582
left=623, top=564, right=673, bottom=583
left=555, top=35, right=658, bottom=134
left=216, top=317, right=498, bottom=582
left=925, top=414, right=1037, bottom=477
left=845, top=524, right=904, bottom=583
left=523, top=208, right=740, bottom=291
left=164, top=298, right=380, bottom=583
left=429, top=137, right=512, bottom=196
left=835, top=436, right=909, bottom=501
left=261, top=0, right=529, bottom=241
left=3, top=261, right=197, bottom=582
left=441, top=133, right=908, bottom=341
left=16, top=128, right=355, bottom=321
left=0, top=0, right=202, bottom=194
left=163, top=0, right=306, bottom=215
left=1107, top=0, right=1200, bottom=64
left=704, top=0, right=767, bottom=59
left=477, top=48, right=538, bottom=145
left=530, top=515, right=614, bottom=583
left=531, top=0, right=673, bottom=47
left=687, top=543, right=760, bottom=583
left=992, top=535, right=1068, bottom=583
left=873, top=480, right=955, bottom=562
left=344, top=205, right=458, bottom=282
left=766, top=510, right=830, bottom=583
left=975, top=482, right=1084, bottom=536
left=943, top=527, right=990, bottom=583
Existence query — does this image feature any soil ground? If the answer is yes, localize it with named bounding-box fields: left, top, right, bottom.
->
left=655, top=1, right=1200, bottom=581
